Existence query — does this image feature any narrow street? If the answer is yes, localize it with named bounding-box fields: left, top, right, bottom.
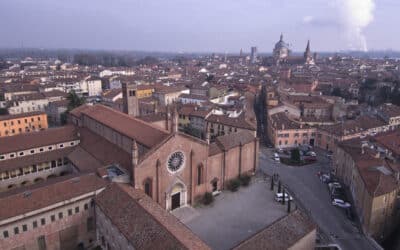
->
left=258, top=146, right=379, bottom=250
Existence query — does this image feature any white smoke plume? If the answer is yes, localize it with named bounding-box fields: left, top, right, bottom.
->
left=337, top=0, right=375, bottom=51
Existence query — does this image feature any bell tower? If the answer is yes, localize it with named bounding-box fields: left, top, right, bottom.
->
left=122, top=82, right=139, bottom=117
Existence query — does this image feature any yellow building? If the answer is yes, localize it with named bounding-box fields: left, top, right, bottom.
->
left=0, top=111, right=48, bottom=137
left=178, top=105, right=195, bottom=130
left=137, top=85, right=155, bottom=99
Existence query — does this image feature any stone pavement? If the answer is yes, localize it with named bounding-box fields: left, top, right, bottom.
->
left=177, top=180, right=289, bottom=250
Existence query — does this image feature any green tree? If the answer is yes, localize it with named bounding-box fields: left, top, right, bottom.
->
left=290, top=148, right=301, bottom=163
left=67, top=90, right=85, bottom=111
left=60, top=112, right=68, bottom=125
left=332, top=87, right=342, bottom=97
left=0, top=108, right=8, bottom=115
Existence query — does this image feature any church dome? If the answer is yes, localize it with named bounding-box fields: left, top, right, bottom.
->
left=274, top=34, right=289, bottom=50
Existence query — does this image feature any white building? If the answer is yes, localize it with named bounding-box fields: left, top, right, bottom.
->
left=81, top=76, right=102, bottom=97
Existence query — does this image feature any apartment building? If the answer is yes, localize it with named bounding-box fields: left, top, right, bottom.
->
left=0, top=112, right=48, bottom=137
left=335, top=138, right=400, bottom=241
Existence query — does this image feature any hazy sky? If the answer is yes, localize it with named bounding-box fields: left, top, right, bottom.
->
left=1, top=0, right=399, bottom=53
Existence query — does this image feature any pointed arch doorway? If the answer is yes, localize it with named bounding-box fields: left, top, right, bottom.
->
left=166, top=181, right=187, bottom=211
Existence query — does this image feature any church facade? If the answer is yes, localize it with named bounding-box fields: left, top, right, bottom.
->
left=69, top=90, right=259, bottom=211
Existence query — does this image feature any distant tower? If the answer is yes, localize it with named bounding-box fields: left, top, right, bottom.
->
left=240, top=48, right=243, bottom=57
left=250, top=46, right=258, bottom=64
left=122, top=82, right=139, bottom=117
left=304, top=40, right=314, bottom=65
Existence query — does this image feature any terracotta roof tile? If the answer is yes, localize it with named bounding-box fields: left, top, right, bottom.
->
left=0, top=125, right=77, bottom=154
left=0, top=147, right=74, bottom=172
left=215, top=131, right=256, bottom=151
left=78, top=128, right=132, bottom=172
left=0, top=111, right=45, bottom=121
left=206, top=114, right=256, bottom=131
left=0, top=173, right=106, bottom=221
left=80, top=105, right=170, bottom=148
left=67, top=146, right=104, bottom=173
left=233, top=210, right=316, bottom=250
left=95, top=183, right=210, bottom=250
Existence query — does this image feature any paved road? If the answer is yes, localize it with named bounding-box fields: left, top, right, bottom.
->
left=259, top=146, right=379, bottom=250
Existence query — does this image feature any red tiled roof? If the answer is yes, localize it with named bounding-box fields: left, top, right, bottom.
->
left=233, top=210, right=316, bottom=250
left=80, top=104, right=170, bottom=148
left=0, top=173, right=106, bottom=221
left=215, top=131, right=256, bottom=151
left=0, top=125, right=77, bottom=154
left=95, top=183, right=210, bottom=250
left=0, top=147, right=74, bottom=172
left=206, top=114, right=256, bottom=131
left=0, top=111, right=45, bottom=121
left=67, top=146, right=104, bottom=173
left=78, top=128, right=132, bottom=172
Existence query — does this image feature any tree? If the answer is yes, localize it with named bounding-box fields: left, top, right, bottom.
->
left=0, top=108, right=8, bottom=115
left=378, top=86, right=391, bottom=104
left=206, top=74, right=214, bottom=82
left=67, top=90, right=85, bottom=111
left=290, top=148, right=301, bottom=163
left=135, top=56, right=159, bottom=66
left=60, top=112, right=68, bottom=125
left=332, top=87, right=342, bottom=97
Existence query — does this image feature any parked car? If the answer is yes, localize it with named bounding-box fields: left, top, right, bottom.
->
left=274, top=192, right=293, bottom=202
left=332, top=199, right=351, bottom=208
left=331, top=187, right=346, bottom=200
left=345, top=208, right=356, bottom=221
left=328, top=182, right=342, bottom=192
left=326, top=151, right=333, bottom=158
left=306, top=151, right=317, bottom=157
left=326, top=176, right=339, bottom=184
left=320, top=174, right=331, bottom=183
left=274, top=153, right=280, bottom=162
left=303, top=155, right=317, bottom=162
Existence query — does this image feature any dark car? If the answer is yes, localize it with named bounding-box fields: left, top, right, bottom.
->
left=331, top=188, right=346, bottom=200
left=345, top=208, right=356, bottom=221
left=303, top=155, right=317, bottom=162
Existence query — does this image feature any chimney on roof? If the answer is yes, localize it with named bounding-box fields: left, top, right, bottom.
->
left=171, top=105, right=178, bottom=134
left=131, top=140, right=139, bottom=186
left=165, top=104, right=170, bottom=131
left=361, top=141, right=371, bottom=155
left=395, top=172, right=400, bottom=182
left=281, top=124, right=285, bottom=130
left=205, top=122, right=211, bottom=144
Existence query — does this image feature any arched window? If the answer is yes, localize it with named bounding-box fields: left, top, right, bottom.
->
left=144, top=178, right=152, bottom=198
left=197, top=164, right=204, bottom=185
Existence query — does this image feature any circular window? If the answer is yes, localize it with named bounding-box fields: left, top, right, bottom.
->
left=167, top=151, right=185, bottom=173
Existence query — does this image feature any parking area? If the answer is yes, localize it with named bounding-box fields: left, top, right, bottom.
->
left=318, top=171, right=357, bottom=222
left=174, top=179, right=290, bottom=250
left=259, top=146, right=377, bottom=250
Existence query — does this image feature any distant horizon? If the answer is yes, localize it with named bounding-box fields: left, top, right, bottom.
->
left=1, top=47, right=400, bottom=56
left=1, top=1, right=400, bottom=53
